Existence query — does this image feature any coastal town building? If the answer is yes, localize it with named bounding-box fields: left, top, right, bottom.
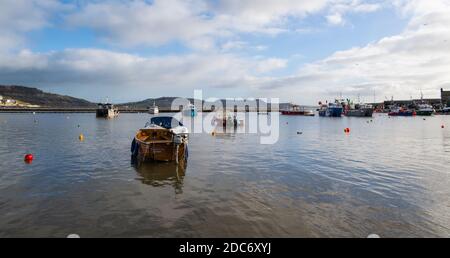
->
left=381, top=98, right=440, bottom=108
left=0, top=97, right=17, bottom=106
left=441, top=88, right=450, bottom=107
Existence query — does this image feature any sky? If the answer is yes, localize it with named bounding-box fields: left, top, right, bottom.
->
left=0, top=0, right=449, bottom=104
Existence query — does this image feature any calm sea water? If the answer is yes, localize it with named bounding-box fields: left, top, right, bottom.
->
left=0, top=113, right=449, bottom=237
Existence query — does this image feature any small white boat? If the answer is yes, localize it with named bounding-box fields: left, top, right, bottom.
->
left=183, top=103, right=198, bottom=117
left=149, top=102, right=159, bottom=114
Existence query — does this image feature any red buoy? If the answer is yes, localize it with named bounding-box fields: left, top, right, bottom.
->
left=344, top=128, right=350, bottom=133
left=24, top=154, right=34, bottom=163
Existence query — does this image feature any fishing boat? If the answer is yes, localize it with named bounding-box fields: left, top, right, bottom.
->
left=318, top=101, right=343, bottom=117
left=148, top=102, right=159, bottom=115
left=183, top=103, right=198, bottom=117
left=131, top=116, right=189, bottom=164
left=281, top=105, right=315, bottom=116
left=344, top=103, right=374, bottom=117
left=96, top=103, right=119, bottom=118
left=388, top=107, right=416, bottom=116
left=415, top=104, right=434, bottom=116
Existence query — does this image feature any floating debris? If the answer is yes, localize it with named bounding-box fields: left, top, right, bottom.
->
left=67, top=234, right=80, bottom=238
left=297, top=132, right=303, bottom=135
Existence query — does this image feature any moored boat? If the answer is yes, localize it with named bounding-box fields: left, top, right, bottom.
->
left=148, top=102, right=159, bottom=114
left=281, top=105, right=315, bottom=116
left=318, top=101, right=343, bottom=117
left=96, top=103, right=119, bottom=118
left=183, top=103, right=198, bottom=117
left=344, top=103, right=374, bottom=117
left=388, top=107, right=416, bottom=116
left=131, top=117, right=189, bottom=164
left=415, top=104, right=434, bottom=116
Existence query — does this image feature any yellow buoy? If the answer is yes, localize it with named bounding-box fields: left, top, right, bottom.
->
left=79, top=134, right=84, bottom=141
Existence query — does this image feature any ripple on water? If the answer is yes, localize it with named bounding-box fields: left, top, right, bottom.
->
left=0, top=113, right=449, bottom=237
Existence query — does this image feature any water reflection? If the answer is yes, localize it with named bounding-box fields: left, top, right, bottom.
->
left=131, top=158, right=187, bottom=194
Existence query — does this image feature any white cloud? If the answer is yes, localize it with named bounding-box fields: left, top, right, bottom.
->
left=1, top=0, right=449, bottom=105
left=251, top=1, right=450, bottom=103
left=326, top=13, right=345, bottom=26
left=326, top=0, right=383, bottom=26
left=0, top=0, right=68, bottom=51
left=0, top=48, right=290, bottom=101
left=65, top=0, right=383, bottom=49
left=214, top=0, right=329, bottom=33
left=66, top=0, right=217, bottom=49
left=256, top=58, right=288, bottom=73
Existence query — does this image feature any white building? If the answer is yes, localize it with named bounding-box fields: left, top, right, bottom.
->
left=0, top=98, right=17, bottom=106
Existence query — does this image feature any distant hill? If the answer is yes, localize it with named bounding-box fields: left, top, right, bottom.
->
left=119, top=97, right=287, bottom=111
left=119, top=97, right=197, bottom=109
left=0, top=85, right=96, bottom=108
left=0, top=85, right=302, bottom=110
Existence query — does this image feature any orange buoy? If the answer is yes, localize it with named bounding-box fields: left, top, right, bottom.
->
left=24, top=154, right=34, bottom=163
left=79, top=134, right=84, bottom=141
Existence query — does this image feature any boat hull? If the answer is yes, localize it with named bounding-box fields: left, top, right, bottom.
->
left=183, top=109, right=197, bottom=117
left=388, top=111, right=416, bottom=116
left=416, top=110, right=433, bottom=116
left=149, top=109, right=159, bottom=115
left=131, top=128, right=188, bottom=164
left=281, top=111, right=315, bottom=116
left=135, top=140, right=187, bottom=164
left=319, top=107, right=343, bottom=117
left=96, top=109, right=119, bottom=118
left=345, top=108, right=373, bottom=117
